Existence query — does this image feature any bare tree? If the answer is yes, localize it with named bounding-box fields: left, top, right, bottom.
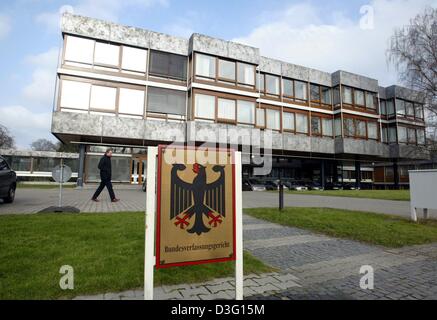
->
left=31, top=138, right=57, bottom=151
left=0, top=124, right=15, bottom=149
left=387, top=7, right=437, bottom=118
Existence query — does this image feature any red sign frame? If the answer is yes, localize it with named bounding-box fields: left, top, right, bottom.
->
left=155, top=144, right=236, bottom=269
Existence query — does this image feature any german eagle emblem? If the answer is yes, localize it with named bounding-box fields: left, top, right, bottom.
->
left=170, top=163, right=226, bottom=235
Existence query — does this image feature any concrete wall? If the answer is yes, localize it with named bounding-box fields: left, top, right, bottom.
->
left=61, top=13, right=188, bottom=55
left=384, top=85, right=425, bottom=103
left=332, top=70, right=379, bottom=92
left=189, top=34, right=259, bottom=65
left=390, top=144, right=430, bottom=160
left=335, top=138, right=390, bottom=158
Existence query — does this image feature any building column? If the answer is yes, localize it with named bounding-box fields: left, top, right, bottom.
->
left=393, top=159, right=399, bottom=190
left=77, top=144, right=86, bottom=187
left=355, top=160, right=361, bottom=190
left=320, top=160, right=326, bottom=189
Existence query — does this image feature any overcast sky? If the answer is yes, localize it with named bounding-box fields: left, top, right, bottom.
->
left=0, top=0, right=436, bottom=149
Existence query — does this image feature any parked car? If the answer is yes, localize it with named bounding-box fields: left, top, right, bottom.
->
left=325, top=182, right=342, bottom=190
left=243, top=179, right=266, bottom=191
left=343, top=183, right=358, bottom=190
left=284, top=181, right=308, bottom=191
left=264, top=180, right=280, bottom=191
left=0, top=156, right=16, bottom=203
left=308, top=182, right=322, bottom=190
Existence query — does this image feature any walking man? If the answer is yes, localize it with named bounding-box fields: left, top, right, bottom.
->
left=91, top=148, right=120, bottom=202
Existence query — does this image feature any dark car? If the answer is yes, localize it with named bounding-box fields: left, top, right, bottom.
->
left=243, top=179, right=266, bottom=191
left=284, top=180, right=308, bottom=191
left=325, top=182, right=342, bottom=190
left=0, top=156, right=16, bottom=203
left=264, top=180, right=280, bottom=191
left=308, top=181, right=322, bottom=190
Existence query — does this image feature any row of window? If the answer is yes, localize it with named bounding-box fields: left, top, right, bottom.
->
left=256, top=73, right=309, bottom=103
left=195, top=53, right=255, bottom=86
left=341, top=86, right=377, bottom=110
left=1, top=156, right=78, bottom=172
left=342, top=118, right=379, bottom=140
left=59, top=79, right=186, bottom=117
left=193, top=93, right=334, bottom=136
left=64, top=35, right=187, bottom=80
left=379, top=99, right=424, bottom=120
left=381, top=126, right=426, bottom=145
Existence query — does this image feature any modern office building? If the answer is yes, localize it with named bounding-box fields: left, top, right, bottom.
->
left=51, top=13, right=429, bottom=188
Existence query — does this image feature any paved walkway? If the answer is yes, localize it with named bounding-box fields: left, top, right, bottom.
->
left=1, top=187, right=427, bottom=219
left=74, top=214, right=437, bottom=300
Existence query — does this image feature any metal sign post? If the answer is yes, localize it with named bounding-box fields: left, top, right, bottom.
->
left=234, top=151, right=244, bottom=300
left=144, top=147, right=157, bottom=300
left=38, top=159, right=79, bottom=213
left=58, top=159, right=64, bottom=208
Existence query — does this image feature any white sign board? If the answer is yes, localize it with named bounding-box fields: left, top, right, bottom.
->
left=409, top=169, right=437, bottom=221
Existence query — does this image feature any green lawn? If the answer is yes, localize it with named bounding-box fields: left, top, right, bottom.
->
left=282, top=189, right=410, bottom=201
left=246, top=207, right=437, bottom=248
left=0, top=212, right=274, bottom=300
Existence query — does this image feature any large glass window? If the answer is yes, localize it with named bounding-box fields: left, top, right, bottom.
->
left=415, top=104, right=424, bottom=119
left=237, top=100, right=255, bottom=124
left=406, top=101, right=414, bottom=117
left=122, top=46, right=147, bottom=73
left=283, top=79, right=293, bottom=97
left=366, top=92, right=377, bottom=109
left=64, top=36, right=94, bottom=64
left=417, top=129, right=425, bottom=145
left=256, top=108, right=265, bottom=127
left=381, top=127, right=388, bottom=143
left=388, top=127, right=397, bottom=143
left=311, top=116, right=321, bottom=135
left=10, top=157, right=32, bottom=171
left=60, top=80, right=91, bottom=110
left=147, top=87, right=186, bottom=115
left=217, top=98, right=236, bottom=120
left=387, top=99, right=395, bottom=115
left=396, top=99, right=405, bottom=115
left=283, top=112, right=295, bottom=131
left=256, top=73, right=265, bottom=92
left=237, top=63, right=255, bottom=86
left=295, top=81, right=307, bottom=101
left=368, top=122, right=378, bottom=140
left=94, top=42, right=119, bottom=66
left=356, top=120, right=366, bottom=137
left=310, top=84, right=320, bottom=102
left=118, top=88, right=145, bottom=115
left=33, top=158, right=57, bottom=172
left=266, top=109, right=280, bottom=130
left=195, top=53, right=216, bottom=78
left=322, top=118, right=333, bottom=137
left=398, top=126, right=407, bottom=143
left=90, top=85, right=117, bottom=111
left=380, top=100, right=387, bottom=115
left=342, top=86, right=353, bottom=104
left=407, top=128, right=416, bottom=144
left=194, top=94, right=215, bottom=119
left=343, top=118, right=355, bottom=136
left=321, top=86, right=331, bottom=105
left=296, top=113, right=308, bottom=133
left=265, top=75, right=280, bottom=95
left=334, top=118, right=342, bottom=137
left=218, top=59, right=235, bottom=81
left=354, top=90, right=365, bottom=106
left=150, top=50, right=187, bottom=80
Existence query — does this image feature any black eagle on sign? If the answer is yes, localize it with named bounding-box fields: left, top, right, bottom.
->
left=170, top=163, right=226, bottom=235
